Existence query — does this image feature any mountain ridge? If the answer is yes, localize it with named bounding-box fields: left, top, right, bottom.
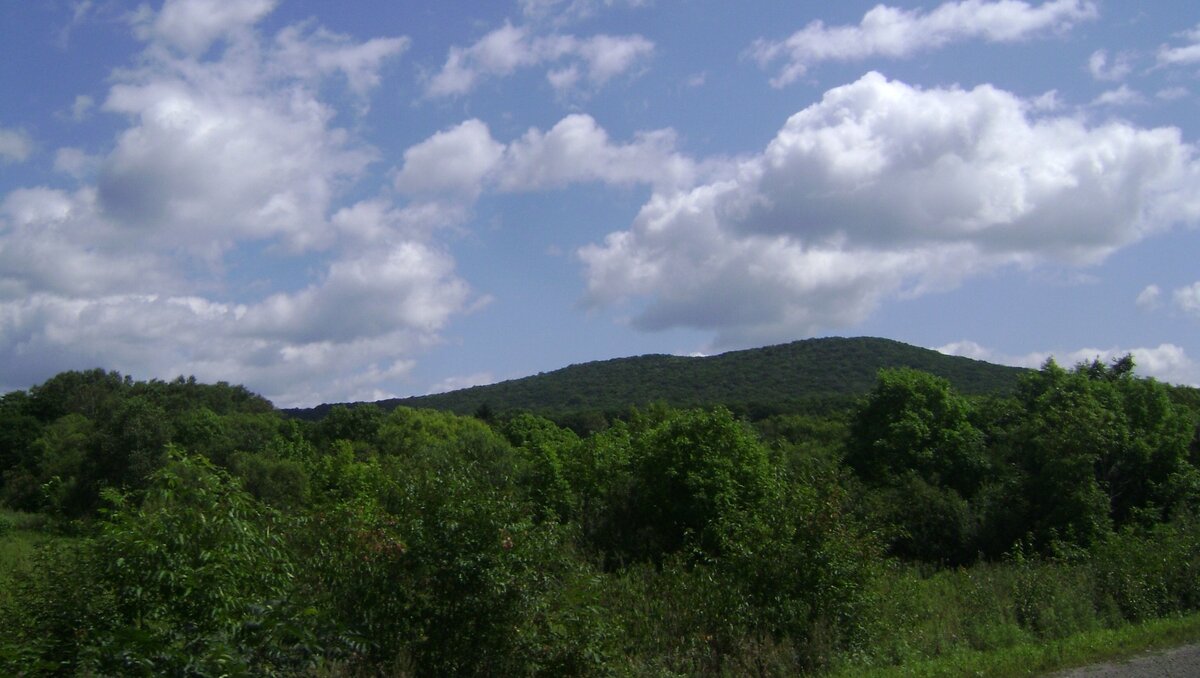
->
left=282, top=336, right=1028, bottom=421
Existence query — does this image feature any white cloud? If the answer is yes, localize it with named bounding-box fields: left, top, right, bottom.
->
left=1175, top=282, right=1200, bottom=316
left=0, top=187, right=170, bottom=300
left=425, top=22, right=653, bottom=97
left=574, top=33, right=654, bottom=83
left=0, top=1, right=481, bottom=406
left=520, top=0, right=650, bottom=26
left=0, top=237, right=473, bottom=407
left=56, top=0, right=94, bottom=49
left=0, top=292, right=441, bottom=406
left=98, top=13, right=400, bottom=253
left=0, top=127, right=33, bottom=163
left=1029, top=89, right=1064, bottom=111
left=394, top=120, right=505, bottom=199
left=1158, top=87, right=1190, bottom=101
left=1091, top=85, right=1147, bottom=107
left=937, top=340, right=1198, bottom=385
left=750, top=0, right=1097, bottom=87
left=1088, top=49, right=1133, bottom=81
left=271, top=23, right=410, bottom=97
left=137, top=0, right=279, bottom=54
left=428, top=372, right=497, bottom=394
left=1158, top=24, right=1200, bottom=66
left=69, top=95, right=95, bottom=121
left=546, top=65, right=582, bottom=90
left=331, top=199, right=468, bottom=245
left=580, top=73, right=1200, bottom=346
left=53, top=148, right=99, bottom=179
left=395, top=113, right=696, bottom=201
left=497, top=114, right=695, bottom=192
left=242, top=244, right=470, bottom=345
left=1136, top=284, right=1162, bottom=310
left=935, top=340, right=994, bottom=362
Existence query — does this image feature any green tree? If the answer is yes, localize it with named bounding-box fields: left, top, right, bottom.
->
left=621, top=407, right=777, bottom=562
left=995, top=357, right=1199, bottom=552
left=27, top=369, right=128, bottom=421
left=500, top=413, right=579, bottom=522
left=311, top=403, right=385, bottom=454
left=31, top=413, right=97, bottom=516
left=0, top=391, right=46, bottom=509
left=847, top=368, right=986, bottom=497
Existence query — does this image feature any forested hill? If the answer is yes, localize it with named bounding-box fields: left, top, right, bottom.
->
left=284, top=337, right=1028, bottom=421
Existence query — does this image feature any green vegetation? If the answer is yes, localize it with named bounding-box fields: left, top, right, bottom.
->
left=0, top=509, right=51, bottom=608
left=833, top=611, right=1200, bottom=678
left=2, top=347, right=1199, bottom=675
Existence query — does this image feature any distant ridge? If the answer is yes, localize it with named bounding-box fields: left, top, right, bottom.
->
left=282, top=337, right=1028, bottom=421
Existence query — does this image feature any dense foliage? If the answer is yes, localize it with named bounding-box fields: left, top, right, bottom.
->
left=2, top=355, right=1199, bottom=675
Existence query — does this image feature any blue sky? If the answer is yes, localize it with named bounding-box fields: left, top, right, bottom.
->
left=2, top=0, right=1200, bottom=407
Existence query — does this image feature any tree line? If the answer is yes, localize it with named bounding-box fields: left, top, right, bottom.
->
left=1, top=358, right=1199, bottom=675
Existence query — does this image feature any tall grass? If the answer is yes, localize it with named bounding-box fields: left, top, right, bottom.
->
left=0, top=510, right=54, bottom=605
left=834, top=517, right=1200, bottom=676
left=832, top=612, right=1200, bottom=678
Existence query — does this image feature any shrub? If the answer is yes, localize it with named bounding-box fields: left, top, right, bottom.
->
left=1, top=449, right=320, bottom=675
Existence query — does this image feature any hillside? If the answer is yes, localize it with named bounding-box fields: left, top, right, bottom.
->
left=284, top=336, right=1028, bottom=420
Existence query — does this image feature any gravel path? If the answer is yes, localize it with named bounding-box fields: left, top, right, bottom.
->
left=1051, top=643, right=1200, bottom=677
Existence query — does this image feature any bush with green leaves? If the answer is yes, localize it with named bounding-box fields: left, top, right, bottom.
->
left=500, top=413, right=580, bottom=522
left=610, top=407, right=778, bottom=563
left=296, top=409, right=615, bottom=675
left=1088, top=515, right=1200, bottom=623
left=1, top=449, right=321, bottom=676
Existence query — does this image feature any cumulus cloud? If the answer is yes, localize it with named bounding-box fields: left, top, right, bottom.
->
left=425, top=22, right=653, bottom=97
left=271, top=23, right=410, bottom=97
left=1136, top=284, right=1162, bottom=310
left=330, top=199, right=468, bottom=245
left=1088, top=49, right=1133, bottom=81
left=242, top=244, right=470, bottom=345
left=750, top=0, right=1097, bottom=87
left=428, top=372, right=497, bottom=394
left=395, top=113, right=696, bottom=201
left=1091, top=84, right=1147, bottom=107
left=97, top=35, right=389, bottom=253
left=520, top=0, right=649, bottom=25
left=1175, top=282, right=1200, bottom=316
left=937, top=340, right=1198, bottom=385
left=0, top=127, right=33, bottom=163
left=136, top=0, right=279, bottom=54
left=580, top=72, right=1200, bottom=346
left=0, top=0, right=483, bottom=406
left=0, top=187, right=171, bottom=299
left=1158, top=87, right=1190, bottom=102
left=497, top=114, right=695, bottom=191
left=0, top=233, right=472, bottom=405
left=394, top=119, right=505, bottom=199
left=1158, top=24, right=1200, bottom=66
left=0, top=292, right=443, bottom=405
left=52, top=148, right=98, bottom=179
left=69, top=95, right=95, bottom=121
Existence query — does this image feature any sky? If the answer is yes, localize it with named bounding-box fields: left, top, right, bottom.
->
left=2, top=0, right=1200, bottom=407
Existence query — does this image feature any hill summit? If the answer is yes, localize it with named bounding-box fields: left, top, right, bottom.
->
left=284, top=337, right=1026, bottom=421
